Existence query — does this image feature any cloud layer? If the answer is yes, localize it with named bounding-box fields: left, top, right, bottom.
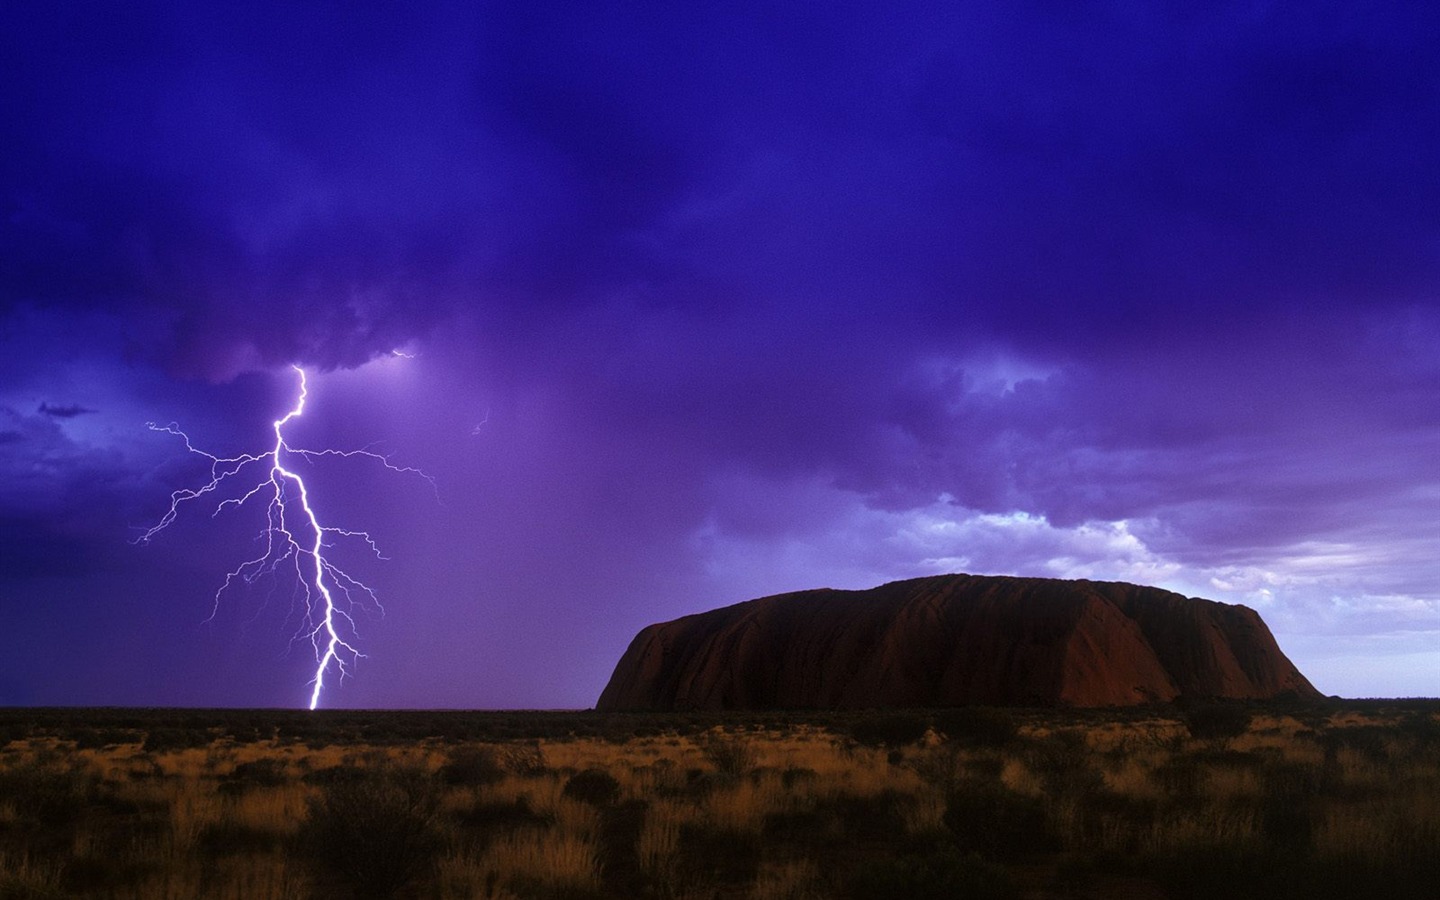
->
left=2, top=2, right=1437, bottom=705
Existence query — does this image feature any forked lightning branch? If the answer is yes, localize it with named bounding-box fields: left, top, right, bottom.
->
left=138, top=365, right=430, bottom=709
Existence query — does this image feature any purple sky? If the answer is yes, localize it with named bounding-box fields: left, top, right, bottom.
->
left=2, top=2, right=1437, bottom=708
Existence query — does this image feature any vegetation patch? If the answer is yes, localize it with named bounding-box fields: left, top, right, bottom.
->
left=846, top=848, right=1017, bottom=900
left=848, top=713, right=930, bottom=748
left=0, top=700, right=1437, bottom=897
left=297, top=764, right=443, bottom=899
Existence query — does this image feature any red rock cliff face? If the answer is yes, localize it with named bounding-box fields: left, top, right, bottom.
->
left=595, top=574, right=1319, bottom=710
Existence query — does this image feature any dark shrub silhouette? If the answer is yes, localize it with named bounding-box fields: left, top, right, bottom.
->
left=457, top=796, right=551, bottom=852
left=297, top=765, right=442, bottom=900
left=438, top=746, right=505, bottom=786
left=849, top=713, right=929, bottom=748
left=701, top=735, right=757, bottom=776
left=563, top=769, right=621, bottom=807
left=847, top=848, right=1017, bottom=900
left=1028, top=731, right=1105, bottom=800
left=1184, top=705, right=1253, bottom=741
left=933, top=708, right=1019, bottom=748
left=219, top=758, right=289, bottom=795
left=141, top=727, right=210, bottom=753
left=943, top=782, right=1055, bottom=860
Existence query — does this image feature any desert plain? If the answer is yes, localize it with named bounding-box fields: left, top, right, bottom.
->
left=0, top=701, right=1437, bottom=899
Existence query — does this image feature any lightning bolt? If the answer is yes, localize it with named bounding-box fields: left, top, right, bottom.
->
left=138, top=365, right=431, bottom=709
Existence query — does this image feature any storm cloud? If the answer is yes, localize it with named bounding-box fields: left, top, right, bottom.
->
left=2, top=1, right=1437, bottom=706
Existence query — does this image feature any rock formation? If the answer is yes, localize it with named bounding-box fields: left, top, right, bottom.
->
left=596, top=574, right=1319, bottom=710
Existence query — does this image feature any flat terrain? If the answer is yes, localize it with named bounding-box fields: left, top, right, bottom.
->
left=0, top=701, right=1437, bottom=898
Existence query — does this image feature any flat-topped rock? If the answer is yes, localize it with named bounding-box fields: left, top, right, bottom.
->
left=596, top=574, right=1319, bottom=710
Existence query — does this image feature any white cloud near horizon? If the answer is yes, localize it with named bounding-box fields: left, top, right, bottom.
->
left=691, top=473, right=1440, bottom=698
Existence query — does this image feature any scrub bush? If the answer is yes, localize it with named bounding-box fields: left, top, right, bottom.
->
left=846, top=848, right=1017, bottom=900
left=849, top=713, right=929, bottom=748
left=563, top=769, right=622, bottom=807
left=297, top=764, right=442, bottom=900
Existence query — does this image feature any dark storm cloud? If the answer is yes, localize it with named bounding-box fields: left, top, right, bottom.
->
left=37, top=402, right=96, bottom=419
left=0, top=400, right=161, bottom=588
left=6, top=2, right=1438, bottom=365
left=1, top=3, right=493, bottom=378
left=892, top=4, right=1440, bottom=329
left=2, top=1, right=1437, bottom=704
left=0, top=404, right=129, bottom=517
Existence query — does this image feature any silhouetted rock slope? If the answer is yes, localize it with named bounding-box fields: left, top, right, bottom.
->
left=596, top=574, right=1319, bottom=710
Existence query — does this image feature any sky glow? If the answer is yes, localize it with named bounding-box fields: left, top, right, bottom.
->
left=1, top=2, right=1437, bottom=706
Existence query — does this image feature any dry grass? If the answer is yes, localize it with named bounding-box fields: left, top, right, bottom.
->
left=483, top=828, right=602, bottom=893
left=1143, top=803, right=1259, bottom=853
left=0, top=851, right=63, bottom=896
left=752, top=859, right=822, bottom=900
left=2, top=706, right=1438, bottom=898
left=1205, top=763, right=1264, bottom=799
left=120, top=857, right=308, bottom=900
left=706, top=773, right=788, bottom=834
left=436, top=851, right=523, bottom=899
left=637, top=798, right=686, bottom=887
left=168, top=781, right=227, bottom=847
left=999, top=755, right=1044, bottom=796
left=899, top=789, right=946, bottom=834
left=228, top=785, right=313, bottom=836
left=1102, top=753, right=1163, bottom=800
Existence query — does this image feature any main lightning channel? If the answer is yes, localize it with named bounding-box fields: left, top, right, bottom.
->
left=139, top=365, right=429, bottom=709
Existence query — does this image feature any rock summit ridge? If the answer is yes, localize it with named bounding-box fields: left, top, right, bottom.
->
left=596, top=574, right=1319, bottom=710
